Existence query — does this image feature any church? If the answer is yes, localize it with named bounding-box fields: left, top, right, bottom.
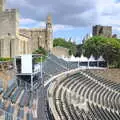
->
left=0, top=0, right=53, bottom=58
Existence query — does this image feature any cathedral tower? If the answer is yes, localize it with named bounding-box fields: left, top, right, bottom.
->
left=46, top=15, right=53, bottom=51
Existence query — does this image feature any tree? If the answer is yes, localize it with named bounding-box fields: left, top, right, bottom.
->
left=83, top=36, right=120, bottom=68
left=33, top=47, right=47, bottom=56
left=33, top=47, right=48, bottom=62
left=75, top=44, right=83, bottom=57
left=53, top=38, right=77, bottom=56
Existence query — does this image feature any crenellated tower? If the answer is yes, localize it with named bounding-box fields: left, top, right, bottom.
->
left=46, top=15, right=53, bottom=52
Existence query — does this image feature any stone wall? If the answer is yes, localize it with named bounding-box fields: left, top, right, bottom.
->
left=52, top=46, right=69, bottom=57
left=19, top=28, right=46, bottom=51
left=19, top=26, right=53, bottom=52
left=0, top=36, right=17, bottom=57
left=18, top=35, right=32, bottom=55
left=0, top=35, right=32, bottom=58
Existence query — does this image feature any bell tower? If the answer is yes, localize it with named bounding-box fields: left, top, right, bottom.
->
left=0, top=0, right=5, bottom=12
left=46, top=15, right=53, bottom=52
left=46, top=15, right=52, bottom=29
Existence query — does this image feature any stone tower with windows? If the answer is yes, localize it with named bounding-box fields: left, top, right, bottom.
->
left=46, top=15, right=53, bottom=51
left=92, top=25, right=112, bottom=38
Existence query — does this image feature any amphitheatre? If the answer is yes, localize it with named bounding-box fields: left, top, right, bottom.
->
left=0, top=0, right=119, bottom=120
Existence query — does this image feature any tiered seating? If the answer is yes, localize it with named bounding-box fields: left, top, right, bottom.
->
left=43, top=58, right=66, bottom=76
left=0, top=88, right=3, bottom=95
left=49, top=54, right=78, bottom=69
left=5, top=112, right=13, bottom=120
left=87, top=102, right=120, bottom=120
left=84, top=70, right=120, bottom=92
left=28, top=92, right=34, bottom=108
left=26, top=112, right=33, bottom=120
left=43, top=54, right=78, bottom=81
left=89, top=69, right=120, bottom=83
left=3, top=83, right=17, bottom=100
left=17, top=108, right=24, bottom=119
left=48, top=70, right=120, bottom=120
left=24, top=92, right=31, bottom=107
left=19, top=91, right=27, bottom=108
left=6, top=104, right=14, bottom=114
left=18, top=90, right=33, bottom=109
left=0, top=100, right=5, bottom=110
left=10, top=87, right=23, bottom=104
left=49, top=54, right=68, bottom=69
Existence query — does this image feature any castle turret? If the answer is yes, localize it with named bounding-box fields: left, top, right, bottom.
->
left=46, top=15, right=53, bottom=52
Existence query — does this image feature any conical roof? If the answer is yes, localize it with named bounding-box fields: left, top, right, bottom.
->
left=69, top=55, right=76, bottom=61
left=98, top=56, right=105, bottom=61
left=89, top=55, right=96, bottom=61
left=79, top=54, right=88, bottom=62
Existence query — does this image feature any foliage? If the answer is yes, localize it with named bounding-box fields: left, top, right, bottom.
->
left=53, top=38, right=77, bottom=56
left=34, top=55, right=47, bottom=63
left=82, top=36, right=120, bottom=68
left=0, top=57, right=13, bottom=61
left=33, top=47, right=48, bottom=62
left=33, top=47, right=48, bottom=56
left=75, top=44, right=83, bottom=57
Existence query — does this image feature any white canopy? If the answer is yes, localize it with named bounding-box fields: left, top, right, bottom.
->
left=97, top=56, right=105, bottom=61
left=89, top=55, right=96, bottom=62
left=61, top=54, right=105, bottom=63
left=69, top=55, right=76, bottom=62
left=79, top=54, right=89, bottom=62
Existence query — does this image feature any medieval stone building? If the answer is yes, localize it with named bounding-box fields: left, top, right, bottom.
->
left=0, top=0, right=53, bottom=58
left=19, top=15, right=53, bottom=52
left=92, top=25, right=112, bottom=38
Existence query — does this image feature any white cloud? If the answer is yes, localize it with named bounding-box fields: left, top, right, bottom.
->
left=20, top=18, right=37, bottom=25
left=8, top=0, right=120, bottom=36
left=7, top=0, right=34, bottom=9
left=20, top=18, right=74, bottom=31
left=53, top=24, right=74, bottom=31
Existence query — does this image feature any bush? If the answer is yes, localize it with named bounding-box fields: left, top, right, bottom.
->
left=33, top=47, right=47, bottom=56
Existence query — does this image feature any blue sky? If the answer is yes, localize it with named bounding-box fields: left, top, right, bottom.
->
left=7, top=0, right=120, bottom=44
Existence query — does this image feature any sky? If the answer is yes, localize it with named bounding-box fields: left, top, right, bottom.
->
left=6, top=0, right=120, bottom=44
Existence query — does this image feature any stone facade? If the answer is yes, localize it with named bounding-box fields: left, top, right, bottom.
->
left=0, top=35, right=31, bottom=57
left=19, top=15, right=53, bottom=52
left=92, top=25, right=112, bottom=38
left=0, top=0, right=53, bottom=58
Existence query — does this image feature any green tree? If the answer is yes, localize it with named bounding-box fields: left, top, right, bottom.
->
left=75, top=44, right=83, bottom=57
left=33, top=47, right=47, bottom=56
left=33, top=47, right=48, bottom=62
left=53, top=38, right=77, bottom=56
left=83, top=36, right=120, bottom=68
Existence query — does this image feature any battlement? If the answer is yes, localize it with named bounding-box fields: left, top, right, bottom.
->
left=20, top=28, right=46, bottom=32
left=0, top=7, right=19, bottom=36
left=5, top=8, right=18, bottom=13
